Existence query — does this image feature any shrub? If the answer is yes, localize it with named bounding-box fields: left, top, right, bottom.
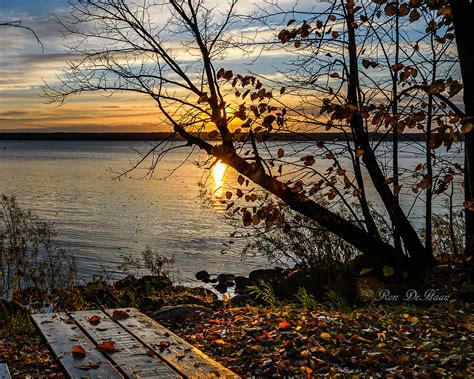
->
left=118, top=245, right=174, bottom=279
left=0, top=195, right=77, bottom=305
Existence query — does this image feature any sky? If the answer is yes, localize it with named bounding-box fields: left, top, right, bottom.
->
left=0, top=0, right=305, bottom=132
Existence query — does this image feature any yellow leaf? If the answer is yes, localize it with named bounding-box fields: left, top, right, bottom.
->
left=215, top=339, right=225, bottom=345
left=320, top=332, right=331, bottom=340
left=463, top=323, right=474, bottom=332
left=408, top=316, right=419, bottom=323
left=377, top=342, right=386, bottom=348
left=295, top=325, right=302, bottom=331
left=403, top=313, right=410, bottom=319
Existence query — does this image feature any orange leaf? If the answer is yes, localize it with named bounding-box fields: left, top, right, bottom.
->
left=278, top=320, right=291, bottom=330
left=263, top=330, right=273, bottom=340
left=97, top=340, right=118, bottom=353
left=111, top=310, right=129, bottom=320
left=320, top=332, right=331, bottom=340
left=88, top=315, right=101, bottom=326
left=71, top=345, right=87, bottom=358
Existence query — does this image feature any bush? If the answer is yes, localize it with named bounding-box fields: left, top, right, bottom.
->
left=118, top=245, right=174, bottom=279
left=0, top=195, right=77, bottom=305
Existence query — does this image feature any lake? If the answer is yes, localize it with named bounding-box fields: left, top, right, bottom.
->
left=0, top=140, right=464, bottom=285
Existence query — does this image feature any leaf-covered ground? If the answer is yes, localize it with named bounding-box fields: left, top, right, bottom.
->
left=160, top=302, right=473, bottom=377
left=1, top=289, right=473, bottom=377
left=0, top=308, right=63, bottom=377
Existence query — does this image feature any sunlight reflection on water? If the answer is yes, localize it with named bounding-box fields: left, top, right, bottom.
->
left=212, top=160, right=227, bottom=198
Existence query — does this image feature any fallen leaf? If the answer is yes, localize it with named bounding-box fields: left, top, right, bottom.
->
left=88, top=315, right=101, bottom=326
left=75, top=361, right=101, bottom=370
left=277, top=320, right=291, bottom=330
left=96, top=340, right=118, bottom=353
left=320, top=332, right=331, bottom=340
left=71, top=345, right=87, bottom=358
left=111, top=310, right=129, bottom=320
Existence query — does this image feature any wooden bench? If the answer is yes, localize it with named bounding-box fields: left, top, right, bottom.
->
left=31, top=308, right=237, bottom=378
left=0, top=364, right=11, bottom=379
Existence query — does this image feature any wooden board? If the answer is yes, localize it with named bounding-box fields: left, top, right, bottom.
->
left=31, top=312, right=123, bottom=379
left=0, top=364, right=11, bottom=379
left=105, top=308, right=238, bottom=378
left=69, top=310, right=180, bottom=378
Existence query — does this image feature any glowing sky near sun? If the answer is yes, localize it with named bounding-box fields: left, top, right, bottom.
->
left=0, top=0, right=308, bottom=132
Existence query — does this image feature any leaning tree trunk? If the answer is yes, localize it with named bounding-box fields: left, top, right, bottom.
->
left=449, top=0, right=474, bottom=273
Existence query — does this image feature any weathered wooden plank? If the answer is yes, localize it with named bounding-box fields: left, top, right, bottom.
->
left=0, top=364, right=11, bottom=379
left=69, top=310, right=181, bottom=378
left=31, top=312, right=122, bottom=379
left=105, top=308, right=239, bottom=378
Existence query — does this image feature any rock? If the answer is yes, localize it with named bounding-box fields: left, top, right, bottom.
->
left=230, top=294, right=249, bottom=306
left=216, top=273, right=236, bottom=287
left=195, top=270, right=211, bottom=283
left=276, top=269, right=322, bottom=299
left=249, top=268, right=285, bottom=285
left=139, top=297, right=164, bottom=312
left=235, top=276, right=251, bottom=294
left=115, top=274, right=137, bottom=290
left=213, top=282, right=228, bottom=294
left=153, top=304, right=211, bottom=321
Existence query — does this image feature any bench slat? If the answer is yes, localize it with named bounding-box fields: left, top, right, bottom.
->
left=69, top=310, right=181, bottom=378
left=105, top=308, right=238, bottom=378
left=31, top=313, right=123, bottom=379
left=0, top=363, right=11, bottom=379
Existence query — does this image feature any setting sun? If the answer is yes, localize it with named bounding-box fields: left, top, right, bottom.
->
left=212, top=160, right=227, bottom=196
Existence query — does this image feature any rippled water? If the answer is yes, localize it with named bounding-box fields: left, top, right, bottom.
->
left=0, top=140, right=464, bottom=285
left=0, top=140, right=268, bottom=284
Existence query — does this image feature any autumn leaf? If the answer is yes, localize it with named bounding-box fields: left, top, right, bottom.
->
left=111, top=310, right=129, bottom=320
left=355, top=148, right=364, bottom=157
left=71, top=345, right=87, bottom=358
left=75, top=361, right=101, bottom=370
left=96, top=340, right=118, bottom=353
left=277, top=148, right=285, bottom=158
left=320, top=332, right=331, bottom=340
left=88, top=315, right=101, bottom=326
left=278, top=320, right=291, bottom=330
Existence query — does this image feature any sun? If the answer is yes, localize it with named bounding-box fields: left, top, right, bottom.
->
left=212, top=160, right=227, bottom=196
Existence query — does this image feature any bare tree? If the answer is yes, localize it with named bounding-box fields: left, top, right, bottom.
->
left=46, top=0, right=465, bottom=275
left=0, top=21, right=43, bottom=50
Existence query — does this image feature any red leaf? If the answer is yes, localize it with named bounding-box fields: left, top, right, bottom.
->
left=71, top=345, right=87, bottom=358
left=278, top=320, right=291, bottom=330
left=97, top=340, right=118, bottom=353
left=111, top=310, right=129, bottom=320
left=88, top=315, right=101, bottom=326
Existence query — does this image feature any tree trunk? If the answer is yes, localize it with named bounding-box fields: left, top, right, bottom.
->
left=215, top=146, right=409, bottom=269
left=344, top=3, right=436, bottom=268
left=450, top=0, right=474, bottom=266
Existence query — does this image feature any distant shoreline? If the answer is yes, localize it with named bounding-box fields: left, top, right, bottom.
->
left=0, top=132, right=429, bottom=142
